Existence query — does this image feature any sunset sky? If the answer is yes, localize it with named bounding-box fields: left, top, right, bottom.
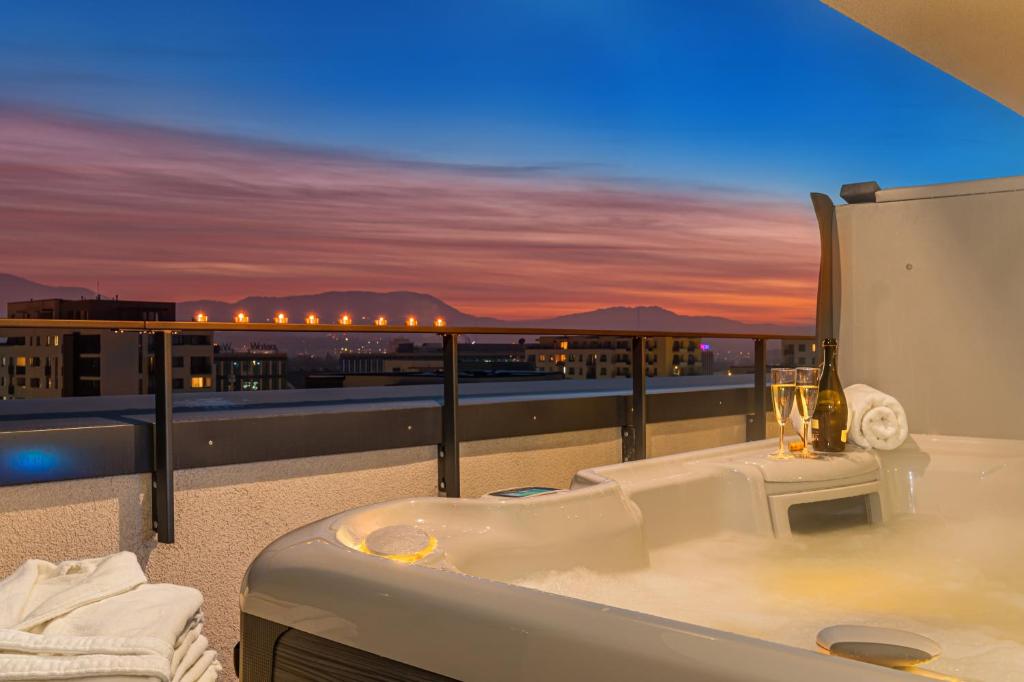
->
left=2, top=1, right=1022, bottom=324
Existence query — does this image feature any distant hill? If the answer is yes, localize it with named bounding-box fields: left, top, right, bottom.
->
left=178, top=295, right=813, bottom=356
left=521, top=305, right=807, bottom=336
left=0, top=274, right=94, bottom=315
left=1, top=273, right=813, bottom=356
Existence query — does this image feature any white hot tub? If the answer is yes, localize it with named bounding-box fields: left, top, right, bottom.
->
left=240, top=434, right=1024, bottom=681
left=241, top=176, right=1024, bottom=681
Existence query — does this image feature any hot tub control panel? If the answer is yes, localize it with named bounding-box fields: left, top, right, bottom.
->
left=488, top=486, right=562, bottom=498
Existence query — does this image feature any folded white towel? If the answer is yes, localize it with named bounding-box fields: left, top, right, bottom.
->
left=171, top=623, right=202, bottom=675
left=789, top=383, right=909, bottom=451
left=845, top=383, right=909, bottom=450
left=0, top=554, right=220, bottom=682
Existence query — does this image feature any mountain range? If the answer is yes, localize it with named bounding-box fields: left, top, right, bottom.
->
left=2, top=273, right=813, bottom=354
left=0, top=274, right=95, bottom=315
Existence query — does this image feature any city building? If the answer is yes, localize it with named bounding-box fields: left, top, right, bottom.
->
left=1, top=298, right=213, bottom=399
left=700, top=343, right=715, bottom=375
left=214, top=343, right=288, bottom=391
left=782, top=340, right=818, bottom=368
left=329, top=340, right=556, bottom=387
left=526, top=335, right=704, bottom=378
left=338, top=341, right=531, bottom=374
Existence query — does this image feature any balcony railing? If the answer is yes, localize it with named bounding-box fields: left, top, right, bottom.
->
left=0, top=318, right=812, bottom=543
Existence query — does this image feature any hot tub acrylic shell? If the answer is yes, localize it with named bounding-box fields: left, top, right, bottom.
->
left=240, top=434, right=1024, bottom=681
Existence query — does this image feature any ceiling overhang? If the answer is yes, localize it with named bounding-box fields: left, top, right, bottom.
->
left=822, top=0, right=1024, bottom=115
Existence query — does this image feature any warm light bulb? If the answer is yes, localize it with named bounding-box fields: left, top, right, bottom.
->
left=274, top=312, right=288, bottom=324
left=433, top=317, right=446, bottom=327
left=339, top=313, right=352, bottom=325
left=406, top=316, right=418, bottom=327
left=374, top=316, right=388, bottom=326
left=305, top=313, right=319, bottom=325
left=234, top=312, right=249, bottom=324
left=193, top=311, right=208, bottom=323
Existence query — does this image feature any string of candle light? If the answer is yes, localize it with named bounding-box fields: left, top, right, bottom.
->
left=193, top=310, right=446, bottom=327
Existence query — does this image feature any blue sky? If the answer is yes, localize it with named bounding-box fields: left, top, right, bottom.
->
left=3, top=0, right=1022, bottom=199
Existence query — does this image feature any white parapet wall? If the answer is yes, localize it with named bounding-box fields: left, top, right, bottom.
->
left=836, top=175, right=1024, bottom=440
left=0, top=413, right=762, bottom=680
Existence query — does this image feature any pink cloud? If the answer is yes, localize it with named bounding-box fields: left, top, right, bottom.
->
left=0, top=108, right=819, bottom=324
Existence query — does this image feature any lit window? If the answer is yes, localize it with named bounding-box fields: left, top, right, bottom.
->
left=559, top=341, right=568, bottom=350
left=16, top=357, right=27, bottom=367
left=191, top=376, right=211, bottom=388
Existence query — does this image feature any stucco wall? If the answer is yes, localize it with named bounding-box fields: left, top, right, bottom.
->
left=0, top=416, right=758, bottom=680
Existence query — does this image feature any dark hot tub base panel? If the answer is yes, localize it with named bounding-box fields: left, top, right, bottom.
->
left=239, top=613, right=455, bottom=682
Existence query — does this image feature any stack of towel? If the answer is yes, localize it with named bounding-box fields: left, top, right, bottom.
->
left=0, top=552, right=221, bottom=681
left=791, top=383, right=909, bottom=451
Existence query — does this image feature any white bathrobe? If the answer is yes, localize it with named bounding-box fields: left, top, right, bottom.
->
left=0, top=553, right=221, bottom=682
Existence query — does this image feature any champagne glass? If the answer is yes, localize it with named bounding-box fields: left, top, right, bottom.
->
left=795, top=367, right=820, bottom=457
left=770, top=368, right=796, bottom=459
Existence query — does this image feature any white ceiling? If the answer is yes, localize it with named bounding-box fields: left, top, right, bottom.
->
left=822, top=0, right=1024, bottom=116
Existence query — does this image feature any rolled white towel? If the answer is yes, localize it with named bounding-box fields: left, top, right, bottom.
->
left=845, top=383, right=909, bottom=450
left=788, top=383, right=908, bottom=451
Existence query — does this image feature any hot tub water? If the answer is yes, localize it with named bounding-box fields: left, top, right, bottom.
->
left=516, top=512, right=1024, bottom=681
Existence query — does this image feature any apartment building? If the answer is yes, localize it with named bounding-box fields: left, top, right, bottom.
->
left=782, top=339, right=818, bottom=368
left=1, top=298, right=213, bottom=399
left=338, top=342, right=530, bottom=374
left=214, top=344, right=287, bottom=391
left=526, top=335, right=704, bottom=378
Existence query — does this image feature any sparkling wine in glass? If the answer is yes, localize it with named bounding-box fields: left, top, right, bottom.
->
left=795, top=367, right=820, bottom=457
left=770, top=368, right=796, bottom=459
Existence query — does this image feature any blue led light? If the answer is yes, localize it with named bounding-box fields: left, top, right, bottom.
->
left=8, top=449, right=63, bottom=475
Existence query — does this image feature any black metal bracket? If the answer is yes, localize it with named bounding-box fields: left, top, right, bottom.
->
left=621, top=336, right=648, bottom=461
left=745, top=338, right=767, bottom=442
left=152, top=330, right=175, bottom=543
left=438, top=333, right=460, bottom=497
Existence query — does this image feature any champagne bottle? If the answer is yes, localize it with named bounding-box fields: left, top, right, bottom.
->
left=811, top=338, right=848, bottom=453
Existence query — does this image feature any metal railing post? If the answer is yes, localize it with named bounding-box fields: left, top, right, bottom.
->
left=152, top=331, right=175, bottom=543
left=439, top=333, right=460, bottom=497
left=623, top=335, right=647, bottom=461
left=746, top=337, right=768, bottom=441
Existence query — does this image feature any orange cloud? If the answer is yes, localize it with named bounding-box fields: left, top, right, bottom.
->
left=0, top=107, right=819, bottom=324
